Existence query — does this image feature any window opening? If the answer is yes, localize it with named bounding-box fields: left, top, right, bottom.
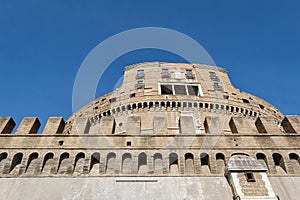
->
left=136, top=69, right=144, bottom=79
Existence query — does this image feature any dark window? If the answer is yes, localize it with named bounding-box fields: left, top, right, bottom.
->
left=174, top=85, right=187, bottom=95
left=200, top=153, right=209, bottom=166
left=187, top=85, right=199, bottom=96
left=245, top=171, right=255, bottom=182
left=161, top=85, right=173, bottom=95
left=130, top=93, right=135, bottom=98
left=223, top=95, right=229, bottom=99
left=160, top=84, right=201, bottom=96
left=242, top=99, right=250, bottom=104
left=109, top=98, right=116, bottom=103
left=126, top=141, right=131, bottom=146
left=169, top=153, right=178, bottom=165
left=259, top=104, right=265, bottom=109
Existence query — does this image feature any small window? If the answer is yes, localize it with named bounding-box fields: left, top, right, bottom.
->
left=136, top=69, right=144, bottom=79
left=242, top=99, right=250, bottom=104
left=186, top=69, right=194, bottom=79
left=187, top=85, right=199, bottom=96
left=209, top=71, right=218, bottom=80
left=161, top=85, right=173, bottom=95
left=174, top=85, right=187, bottom=95
left=259, top=104, right=265, bottom=109
left=136, top=80, right=144, bottom=89
left=130, top=93, right=136, bottom=98
left=161, top=69, right=170, bottom=78
left=213, top=82, right=222, bottom=90
left=126, top=141, right=132, bottom=146
left=109, top=98, right=116, bottom=103
left=245, top=172, right=255, bottom=182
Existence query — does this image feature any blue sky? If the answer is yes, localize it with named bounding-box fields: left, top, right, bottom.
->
left=0, top=1, right=299, bottom=130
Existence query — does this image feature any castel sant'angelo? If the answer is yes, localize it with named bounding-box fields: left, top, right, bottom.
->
left=0, top=62, right=299, bottom=199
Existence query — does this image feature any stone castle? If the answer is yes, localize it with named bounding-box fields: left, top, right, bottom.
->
left=0, top=62, right=299, bottom=199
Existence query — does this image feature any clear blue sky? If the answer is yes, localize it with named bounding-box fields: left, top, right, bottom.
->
left=0, top=1, right=299, bottom=129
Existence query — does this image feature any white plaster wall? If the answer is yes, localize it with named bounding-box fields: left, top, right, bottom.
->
left=269, top=177, right=300, bottom=200
left=0, top=177, right=232, bottom=200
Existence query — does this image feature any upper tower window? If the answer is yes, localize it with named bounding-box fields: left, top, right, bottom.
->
left=161, top=85, right=173, bottom=94
left=174, top=85, right=187, bottom=95
left=161, top=69, right=170, bottom=78
left=213, top=82, right=223, bottom=91
left=136, top=69, right=144, bottom=79
left=136, top=80, right=144, bottom=89
left=185, top=69, right=194, bottom=79
left=209, top=72, right=219, bottom=81
left=159, top=83, right=203, bottom=96
left=187, top=85, right=199, bottom=96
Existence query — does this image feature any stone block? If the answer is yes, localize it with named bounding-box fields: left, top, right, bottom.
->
left=204, top=116, right=221, bottom=134
left=15, top=117, right=41, bottom=134
left=72, top=117, right=90, bottom=134
left=154, top=116, right=166, bottom=135
left=99, top=116, right=115, bottom=135
left=281, top=116, right=300, bottom=133
left=42, top=117, right=65, bottom=134
left=229, top=117, right=257, bottom=134
left=180, top=116, right=195, bottom=135
left=255, top=117, right=281, bottom=133
left=127, top=116, right=141, bottom=135
left=0, top=117, right=16, bottom=134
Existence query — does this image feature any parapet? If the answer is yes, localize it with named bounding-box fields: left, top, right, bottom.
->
left=0, top=114, right=300, bottom=135
left=0, top=116, right=64, bottom=134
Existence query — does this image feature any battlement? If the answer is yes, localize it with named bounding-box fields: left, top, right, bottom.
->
left=0, top=115, right=299, bottom=178
left=0, top=117, right=65, bottom=135
left=0, top=115, right=299, bottom=135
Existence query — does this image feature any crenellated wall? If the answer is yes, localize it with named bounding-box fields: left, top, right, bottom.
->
left=0, top=115, right=298, bottom=136
left=0, top=114, right=299, bottom=177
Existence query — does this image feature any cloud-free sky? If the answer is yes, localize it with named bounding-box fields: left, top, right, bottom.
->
left=0, top=1, right=299, bottom=129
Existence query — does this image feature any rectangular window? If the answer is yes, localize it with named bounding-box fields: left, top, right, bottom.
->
left=109, top=97, right=116, bottom=103
left=245, top=172, right=255, bottom=182
left=187, top=85, right=199, bottom=96
left=161, top=85, right=173, bottom=94
left=174, top=85, right=187, bottom=95
left=136, top=69, right=144, bottom=79
left=159, top=83, right=202, bottom=96
left=186, top=69, right=194, bottom=78
left=136, top=80, right=144, bottom=88
left=213, top=82, right=222, bottom=90
left=126, top=141, right=132, bottom=146
left=161, top=69, right=170, bottom=78
left=209, top=71, right=218, bottom=80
